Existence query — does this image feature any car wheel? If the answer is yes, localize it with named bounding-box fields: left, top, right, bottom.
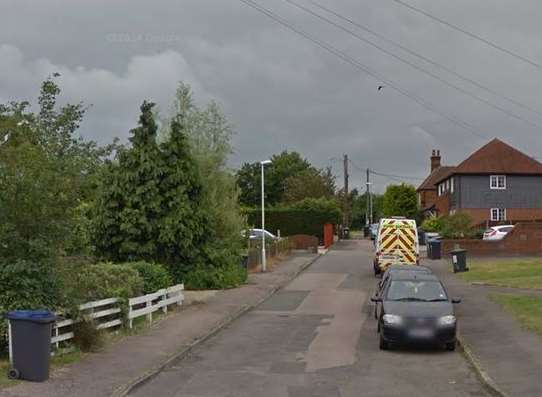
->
left=445, top=341, right=456, bottom=351
left=379, top=334, right=389, bottom=350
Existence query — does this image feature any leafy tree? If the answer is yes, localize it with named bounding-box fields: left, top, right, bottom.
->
left=283, top=167, right=336, bottom=203
left=161, top=83, right=246, bottom=274
left=0, top=77, right=111, bottom=261
left=351, top=191, right=384, bottom=228
left=382, top=183, right=418, bottom=219
left=236, top=151, right=334, bottom=206
left=93, top=101, right=165, bottom=262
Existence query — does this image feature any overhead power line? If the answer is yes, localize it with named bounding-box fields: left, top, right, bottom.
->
left=389, top=0, right=542, bottom=71
left=348, top=159, right=424, bottom=182
left=238, top=0, right=485, bottom=139
left=284, top=0, right=542, bottom=129
left=309, top=0, right=542, bottom=120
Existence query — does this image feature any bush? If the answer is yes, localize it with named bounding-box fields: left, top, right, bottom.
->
left=421, top=215, right=444, bottom=233
left=129, top=261, right=173, bottom=294
left=64, top=262, right=144, bottom=304
left=184, top=262, right=247, bottom=290
left=440, top=212, right=476, bottom=239
left=244, top=198, right=341, bottom=241
left=0, top=259, right=61, bottom=352
left=73, top=318, right=104, bottom=352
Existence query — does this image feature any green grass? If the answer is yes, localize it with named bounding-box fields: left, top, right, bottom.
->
left=491, top=294, right=542, bottom=339
left=458, top=258, right=542, bottom=289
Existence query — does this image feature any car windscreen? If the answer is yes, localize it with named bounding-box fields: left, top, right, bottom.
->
left=386, top=280, right=448, bottom=302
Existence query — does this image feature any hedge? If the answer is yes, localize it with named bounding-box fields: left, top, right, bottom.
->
left=245, top=206, right=340, bottom=241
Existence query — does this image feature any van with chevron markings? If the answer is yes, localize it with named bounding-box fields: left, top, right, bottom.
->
left=373, top=217, right=419, bottom=276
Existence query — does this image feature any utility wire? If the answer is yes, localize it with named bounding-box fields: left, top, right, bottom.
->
left=284, top=0, right=542, bottom=129
left=348, top=158, right=424, bottom=182
left=389, top=0, right=542, bottom=71
left=238, top=0, right=485, bottom=139
left=309, top=0, right=542, bottom=120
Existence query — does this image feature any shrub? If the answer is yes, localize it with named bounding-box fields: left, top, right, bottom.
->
left=421, top=215, right=444, bottom=233
left=440, top=212, right=476, bottom=239
left=64, top=262, right=144, bottom=304
left=73, top=318, right=104, bottom=352
left=129, top=261, right=173, bottom=294
left=0, top=259, right=61, bottom=352
left=184, top=262, right=247, bottom=290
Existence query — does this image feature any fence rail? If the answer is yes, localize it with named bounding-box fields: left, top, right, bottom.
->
left=18, top=284, right=185, bottom=354
left=128, top=284, right=184, bottom=328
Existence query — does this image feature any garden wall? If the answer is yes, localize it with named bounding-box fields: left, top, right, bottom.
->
left=442, top=222, right=542, bottom=256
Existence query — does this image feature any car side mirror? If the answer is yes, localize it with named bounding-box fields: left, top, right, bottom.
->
left=370, top=296, right=381, bottom=303
left=451, top=297, right=462, bottom=304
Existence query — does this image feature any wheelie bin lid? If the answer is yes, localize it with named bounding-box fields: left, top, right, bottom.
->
left=6, top=310, right=56, bottom=323
left=450, top=248, right=467, bottom=254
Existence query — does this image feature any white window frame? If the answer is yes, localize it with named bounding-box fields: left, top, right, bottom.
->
left=490, top=208, right=506, bottom=221
left=490, top=175, right=506, bottom=190
left=450, top=177, right=454, bottom=193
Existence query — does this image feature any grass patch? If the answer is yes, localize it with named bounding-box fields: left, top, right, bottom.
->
left=458, top=258, right=542, bottom=289
left=491, top=294, right=542, bottom=339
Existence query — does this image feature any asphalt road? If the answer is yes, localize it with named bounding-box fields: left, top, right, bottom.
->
left=130, top=240, right=490, bottom=397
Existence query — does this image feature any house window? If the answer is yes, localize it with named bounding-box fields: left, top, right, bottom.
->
left=450, top=177, right=454, bottom=193
left=490, top=175, right=506, bottom=190
left=490, top=208, right=506, bottom=221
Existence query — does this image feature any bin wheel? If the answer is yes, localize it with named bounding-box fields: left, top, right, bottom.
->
left=7, top=368, right=20, bottom=380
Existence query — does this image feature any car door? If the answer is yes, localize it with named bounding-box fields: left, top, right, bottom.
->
left=374, top=275, right=391, bottom=319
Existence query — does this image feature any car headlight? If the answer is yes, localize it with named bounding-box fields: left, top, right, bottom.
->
left=382, top=314, right=403, bottom=325
left=438, top=315, right=456, bottom=326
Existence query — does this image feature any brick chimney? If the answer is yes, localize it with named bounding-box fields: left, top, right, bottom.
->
left=431, top=150, right=441, bottom=172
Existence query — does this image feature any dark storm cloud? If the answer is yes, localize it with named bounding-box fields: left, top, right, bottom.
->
left=1, top=0, right=542, bottom=192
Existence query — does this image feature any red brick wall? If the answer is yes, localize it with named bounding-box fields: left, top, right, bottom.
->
left=441, top=222, right=542, bottom=256
left=434, top=193, right=450, bottom=216
left=290, top=234, right=319, bottom=250
left=419, top=190, right=437, bottom=210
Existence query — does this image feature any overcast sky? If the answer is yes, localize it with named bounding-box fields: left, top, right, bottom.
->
left=2, top=0, right=542, bottom=192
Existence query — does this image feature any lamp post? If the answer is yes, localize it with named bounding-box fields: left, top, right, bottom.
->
left=260, top=159, right=272, bottom=272
left=366, top=181, right=373, bottom=225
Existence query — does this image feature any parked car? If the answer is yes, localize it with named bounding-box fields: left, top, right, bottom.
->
left=374, top=217, right=419, bottom=276
left=372, top=265, right=433, bottom=319
left=370, top=223, right=379, bottom=240
left=483, top=225, right=514, bottom=241
left=242, top=228, right=278, bottom=241
left=371, top=272, right=460, bottom=351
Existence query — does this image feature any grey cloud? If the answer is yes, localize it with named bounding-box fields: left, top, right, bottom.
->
left=2, top=0, right=542, bottom=192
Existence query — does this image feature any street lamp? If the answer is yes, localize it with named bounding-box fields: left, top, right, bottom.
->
left=260, top=159, right=272, bottom=272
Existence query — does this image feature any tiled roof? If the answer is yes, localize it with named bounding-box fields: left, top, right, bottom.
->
left=439, top=138, right=542, bottom=181
left=417, top=166, right=456, bottom=191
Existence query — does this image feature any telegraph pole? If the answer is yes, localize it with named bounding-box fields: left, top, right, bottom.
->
left=366, top=168, right=370, bottom=227
left=343, top=154, right=349, bottom=228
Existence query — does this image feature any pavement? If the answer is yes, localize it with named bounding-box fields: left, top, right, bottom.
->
left=429, top=257, right=542, bottom=397
left=0, top=251, right=320, bottom=397
left=129, top=240, right=490, bottom=397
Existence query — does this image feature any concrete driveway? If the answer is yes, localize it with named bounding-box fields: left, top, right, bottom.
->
left=130, top=240, right=489, bottom=397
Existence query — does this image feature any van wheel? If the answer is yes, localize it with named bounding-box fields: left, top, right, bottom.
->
left=373, top=262, right=380, bottom=276
left=379, top=335, right=389, bottom=350
left=445, top=342, right=456, bottom=351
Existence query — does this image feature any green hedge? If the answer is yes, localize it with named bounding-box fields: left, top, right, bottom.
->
left=244, top=200, right=340, bottom=240
left=129, top=261, right=173, bottom=294
left=0, top=259, right=61, bottom=352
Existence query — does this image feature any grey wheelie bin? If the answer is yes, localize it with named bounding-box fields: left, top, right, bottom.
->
left=6, top=310, right=56, bottom=381
left=451, top=248, right=469, bottom=273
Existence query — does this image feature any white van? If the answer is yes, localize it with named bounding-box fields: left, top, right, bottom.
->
left=373, top=217, right=419, bottom=276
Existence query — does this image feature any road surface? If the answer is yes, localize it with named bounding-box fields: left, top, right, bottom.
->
left=130, top=240, right=489, bottom=397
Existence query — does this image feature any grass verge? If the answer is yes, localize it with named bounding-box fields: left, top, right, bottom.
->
left=491, top=294, right=542, bottom=339
left=459, top=258, right=542, bottom=289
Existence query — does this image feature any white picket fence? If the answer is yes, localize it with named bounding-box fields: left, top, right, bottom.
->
left=128, top=284, right=184, bottom=328
left=49, top=284, right=184, bottom=351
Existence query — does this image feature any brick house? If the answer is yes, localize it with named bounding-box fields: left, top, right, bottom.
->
left=417, top=138, right=542, bottom=226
